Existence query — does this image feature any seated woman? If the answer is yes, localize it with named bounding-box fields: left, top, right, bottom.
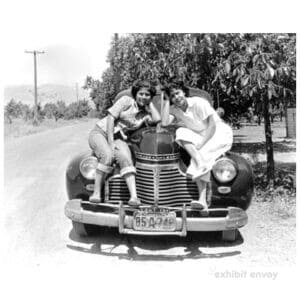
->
left=88, top=80, right=161, bottom=206
left=162, top=81, right=233, bottom=210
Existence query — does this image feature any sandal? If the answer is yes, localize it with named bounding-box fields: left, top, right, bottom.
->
left=89, top=195, right=102, bottom=203
left=128, top=197, right=141, bottom=207
left=190, top=200, right=208, bottom=210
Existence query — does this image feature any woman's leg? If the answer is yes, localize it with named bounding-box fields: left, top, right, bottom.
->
left=114, top=139, right=140, bottom=206
left=192, top=172, right=211, bottom=210
left=193, top=179, right=207, bottom=208
left=180, top=140, right=202, bottom=168
left=175, top=128, right=203, bottom=168
left=123, top=173, right=138, bottom=200
left=88, top=129, right=114, bottom=202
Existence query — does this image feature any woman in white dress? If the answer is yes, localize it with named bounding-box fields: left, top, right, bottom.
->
left=162, top=82, right=233, bottom=210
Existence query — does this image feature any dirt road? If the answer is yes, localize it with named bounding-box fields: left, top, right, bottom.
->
left=1, top=120, right=296, bottom=298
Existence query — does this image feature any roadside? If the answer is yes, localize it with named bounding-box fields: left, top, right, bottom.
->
left=232, top=119, right=296, bottom=164
left=4, top=117, right=93, bottom=140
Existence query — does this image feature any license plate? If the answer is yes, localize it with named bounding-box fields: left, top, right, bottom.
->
left=133, top=207, right=176, bottom=232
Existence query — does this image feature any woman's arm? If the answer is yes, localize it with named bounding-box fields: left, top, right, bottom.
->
left=146, top=102, right=161, bottom=124
left=195, top=115, right=216, bottom=149
left=161, top=97, right=175, bottom=126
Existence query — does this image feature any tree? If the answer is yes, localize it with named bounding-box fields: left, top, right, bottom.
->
left=43, top=103, right=58, bottom=120
left=64, top=100, right=91, bottom=119
left=221, top=34, right=295, bottom=185
left=55, top=100, right=67, bottom=120
left=85, top=33, right=295, bottom=185
left=4, top=99, right=23, bottom=123
left=19, top=103, right=33, bottom=121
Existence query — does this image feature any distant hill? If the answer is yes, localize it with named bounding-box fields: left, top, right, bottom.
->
left=4, top=84, right=91, bottom=107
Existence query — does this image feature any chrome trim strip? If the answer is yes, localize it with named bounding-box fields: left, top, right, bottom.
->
left=135, top=152, right=180, bottom=161
left=65, top=200, right=248, bottom=233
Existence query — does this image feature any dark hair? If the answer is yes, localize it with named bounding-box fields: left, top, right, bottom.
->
left=163, top=80, right=190, bottom=97
left=131, top=80, right=156, bottom=99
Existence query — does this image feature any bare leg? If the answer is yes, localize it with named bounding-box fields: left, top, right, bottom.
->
left=191, top=173, right=210, bottom=210
left=90, top=170, right=105, bottom=203
left=195, top=178, right=208, bottom=208
left=180, top=140, right=201, bottom=168
left=124, top=173, right=140, bottom=206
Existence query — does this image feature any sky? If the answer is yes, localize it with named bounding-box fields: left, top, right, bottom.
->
left=1, top=1, right=120, bottom=88
left=8, top=37, right=113, bottom=87
left=2, top=27, right=113, bottom=88
left=1, top=0, right=298, bottom=89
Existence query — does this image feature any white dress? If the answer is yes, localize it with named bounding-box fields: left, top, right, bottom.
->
left=171, top=97, right=233, bottom=180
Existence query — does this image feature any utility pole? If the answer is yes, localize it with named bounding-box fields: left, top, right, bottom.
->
left=25, top=50, right=45, bottom=125
left=75, top=82, right=79, bottom=118
left=75, top=82, right=79, bottom=102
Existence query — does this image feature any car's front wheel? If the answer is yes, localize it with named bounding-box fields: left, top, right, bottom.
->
left=72, top=221, right=100, bottom=237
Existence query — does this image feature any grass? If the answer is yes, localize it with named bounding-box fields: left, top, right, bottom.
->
left=4, top=117, right=91, bottom=140
left=252, top=161, right=296, bottom=218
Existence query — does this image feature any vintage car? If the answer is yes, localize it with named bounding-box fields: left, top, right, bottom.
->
left=64, top=88, right=254, bottom=242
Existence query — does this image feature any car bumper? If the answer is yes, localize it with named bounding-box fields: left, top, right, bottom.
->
left=65, top=199, right=248, bottom=236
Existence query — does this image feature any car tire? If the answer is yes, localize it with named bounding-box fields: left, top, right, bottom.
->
left=72, top=221, right=100, bottom=237
left=221, top=229, right=238, bottom=242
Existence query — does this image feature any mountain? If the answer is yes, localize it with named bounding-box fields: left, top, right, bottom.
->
left=4, top=84, right=91, bottom=106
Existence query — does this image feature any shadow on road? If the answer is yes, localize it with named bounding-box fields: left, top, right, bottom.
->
left=66, top=228, right=243, bottom=261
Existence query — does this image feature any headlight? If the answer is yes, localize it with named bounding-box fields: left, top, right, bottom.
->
left=212, top=158, right=237, bottom=183
left=79, top=156, right=98, bottom=179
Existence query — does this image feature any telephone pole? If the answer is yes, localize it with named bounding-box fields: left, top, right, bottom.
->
left=25, top=50, right=45, bottom=125
left=75, top=82, right=79, bottom=102
left=75, top=82, right=79, bottom=118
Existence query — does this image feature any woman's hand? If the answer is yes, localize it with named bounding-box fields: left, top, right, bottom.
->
left=147, top=101, right=161, bottom=124
left=170, top=106, right=183, bottom=118
left=119, top=129, right=128, bottom=141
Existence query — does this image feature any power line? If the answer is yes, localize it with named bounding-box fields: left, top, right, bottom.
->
left=25, top=50, right=45, bottom=125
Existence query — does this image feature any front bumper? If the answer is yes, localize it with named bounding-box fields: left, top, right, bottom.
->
left=65, top=199, right=248, bottom=237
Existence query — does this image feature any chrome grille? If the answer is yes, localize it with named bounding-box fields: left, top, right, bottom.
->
left=107, top=177, right=130, bottom=202
left=136, top=167, right=155, bottom=204
left=107, top=163, right=198, bottom=207
left=157, top=168, right=198, bottom=206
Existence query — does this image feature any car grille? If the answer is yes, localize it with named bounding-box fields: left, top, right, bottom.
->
left=107, top=163, right=198, bottom=207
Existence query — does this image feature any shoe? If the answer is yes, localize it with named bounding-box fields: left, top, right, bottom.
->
left=89, top=195, right=102, bottom=203
left=190, top=200, right=208, bottom=210
left=128, top=197, right=141, bottom=207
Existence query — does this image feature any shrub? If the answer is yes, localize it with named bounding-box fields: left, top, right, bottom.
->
left=43, top=103, right=58, bottom=119
left=5, top=99, right=22, bottom=122
left=64, top=100, right=91, bottom=120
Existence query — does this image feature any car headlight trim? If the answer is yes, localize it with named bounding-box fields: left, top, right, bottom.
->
left=79, top=156, right=98, bottom=180
left=212, top=158, right=237, bottom=183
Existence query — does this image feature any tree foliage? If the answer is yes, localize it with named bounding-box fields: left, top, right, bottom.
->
left=5, top=99, right=33, bottom=123
left=83, top=33, right=296, bottom=185
left=85, top=33, right=295, bottom=118
left=5, top=98, right=91, bottom=123
left=63, top=100, right=91, bottom=120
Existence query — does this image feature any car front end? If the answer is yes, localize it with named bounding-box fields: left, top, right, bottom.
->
left=65, top=127, right=253, bottom=240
